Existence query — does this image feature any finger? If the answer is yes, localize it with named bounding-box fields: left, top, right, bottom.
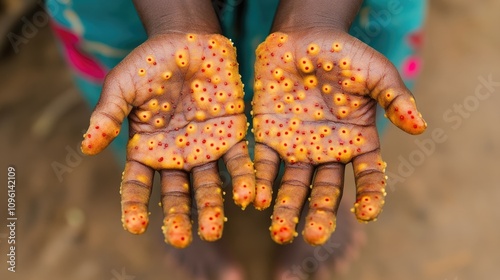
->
left=120, top=160, right=154, bottom=235
left=192, top=161, right=225, bottom=242
left=222, top=141, right=256, bottom=209
left=81, top=75, right=133, bottom=155
left=160, top=169, right=192, bottom=248
left=303, top=163, right=345, bottom=245
left=369, top=65, right=427, bottom=135
left=351, top=149, right=387, bottom=222
left=253, top=143, right=280, bottom=210
left=270, top=163, right=314, bottom=244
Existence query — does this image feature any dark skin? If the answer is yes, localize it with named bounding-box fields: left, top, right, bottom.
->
left=82, top=0, right=255, bottom=249
left=133, top=0, right=221, bottom=36
left=82, top=0, right=426, bottom=252
left=253, top=0, right=427, bottom=245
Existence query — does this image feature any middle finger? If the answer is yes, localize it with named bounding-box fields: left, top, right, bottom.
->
left=192, top=161, right=225, bottom=242
left=270, top=162, right=314, bottom=244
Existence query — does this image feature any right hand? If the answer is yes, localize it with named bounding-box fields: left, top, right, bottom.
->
left=81, top=33, right=255, bottom=248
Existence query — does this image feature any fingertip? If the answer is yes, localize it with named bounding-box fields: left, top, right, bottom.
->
left=270, top=222, right=297, bottom=245
left=253, top=183, right=272, bottom=210
left=384, top=95, right=427, bottom=135
left=198, top=207, right=224, bottom=242
left=121, top=203, right=149, bottom=235
left=303, top=212, right=336, bottom=246
left=232, top=176, right=256, bottom=210
left=269, top=212, right=301, bottom=244
left=387, top=109, right=427, bottom=135
left=80, top=140, right=94, bottom=155
left=162, top=214, right=193, bottom=248
left=80, top=140, right=103, bottom=156
left=302, top=226, right=331, bottom=246
left=81, top=123, right=120, bottom=155
left=353, top=193, right=385, bottom=222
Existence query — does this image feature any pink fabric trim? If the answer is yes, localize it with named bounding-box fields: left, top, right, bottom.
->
left=51, top=21, right=107, bottom=81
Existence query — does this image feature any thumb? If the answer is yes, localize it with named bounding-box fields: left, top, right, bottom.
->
left=370, top=61, right=427, bottom=135
left=81, top=74, right=133, bottom=155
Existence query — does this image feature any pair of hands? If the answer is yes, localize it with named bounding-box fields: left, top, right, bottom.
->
left=81, top=30, right=426, bottom=248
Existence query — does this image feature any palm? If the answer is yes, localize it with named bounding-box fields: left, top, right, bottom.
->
left=252, top=31, right=426, bottom=245
left=81, top=34, right=255, bottom=248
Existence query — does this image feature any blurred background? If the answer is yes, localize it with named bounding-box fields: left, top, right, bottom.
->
left=1, top=0, right=499, bottom=279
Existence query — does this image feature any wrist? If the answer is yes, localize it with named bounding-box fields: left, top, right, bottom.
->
left=271, top=0, right=362, bottom=33
left=133, top=0, right=221, bottom=36
left=147, top=17, right=221, bottom=37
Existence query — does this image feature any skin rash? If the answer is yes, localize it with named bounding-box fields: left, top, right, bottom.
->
left=252, top=32, right=426, bottom=245
left=80, top=30, right=426, bottom=247
left=81, top=34, right=255, bottom=248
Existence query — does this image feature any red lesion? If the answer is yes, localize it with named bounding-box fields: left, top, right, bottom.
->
left=114, top=35, right=249, bottom=171
left=270, top=223, right=294, bottom=244
left=163, top=215, right=192, bottom=248
left=122, top=205, right=149, bottom=234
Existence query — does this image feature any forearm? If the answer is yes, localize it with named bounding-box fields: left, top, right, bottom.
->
left=272, top=0, right=363, bottom=32
left=132, top=0, right=221, bottom=36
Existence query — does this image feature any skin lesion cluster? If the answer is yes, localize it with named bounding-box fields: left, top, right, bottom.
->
left=252, top=32, right=377, bottom=165
left=253, top=116, right=371, bottom=165
left=125, top=34, right=248, bottom=171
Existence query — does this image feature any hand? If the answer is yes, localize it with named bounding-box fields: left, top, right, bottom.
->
left=252, top=31, right=426, bottom=245
left=81, top=33, right=255, bottom=248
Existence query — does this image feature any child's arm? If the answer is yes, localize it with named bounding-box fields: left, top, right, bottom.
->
left=253, top=0, right=427, bottom=245
left=272, top=0, right=362, bottom=33
left=81, top=1, right=255, bottom=248
left=132, top=0, right=221, bottom=36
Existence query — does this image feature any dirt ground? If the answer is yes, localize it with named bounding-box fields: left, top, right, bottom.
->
left=1, top=0, right=500, bottom=279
